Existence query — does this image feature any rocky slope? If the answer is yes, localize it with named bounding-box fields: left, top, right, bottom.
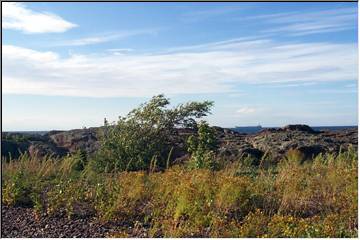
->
left=213, top=125, right=357, bottom=165
left=2, top=128, right=100, bottom=159
left=2, top=125, right=357, bottom=163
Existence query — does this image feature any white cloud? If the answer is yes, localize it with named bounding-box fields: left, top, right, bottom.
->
left=107, top=49, right=135, bottom=56
left=3, top=45, right=58, bottom=62
left=345, top=83, right=357, bottom=88
left=240, top=7, right=357, bottom=36
left=264, top=82, right=317, bottom=88
left=107, top=48, right=134, bottom=53
left=236, top=107, right=256, bottom=114
left=2, top=2, right=77, bottom=33
left=61, top=36, right=111, bottom=46
left=56, top=29, right=158, bottom=46
left=227, top=92, right=245, bottom=98
left=181, top=6, right=244, bottom=22
left=3, top=37, right=357, bottom=97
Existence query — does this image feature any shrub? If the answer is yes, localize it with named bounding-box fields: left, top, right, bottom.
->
left=187, top=121, right=218, bottom=170
left=93, top=95, right=213, bottom=172
left=2, top=154, right=58, bottom=208
left=2, top=169, right=34, bottom=207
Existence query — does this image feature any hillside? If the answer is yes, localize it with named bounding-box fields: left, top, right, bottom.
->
left=2, top=124, right=357, bottom=164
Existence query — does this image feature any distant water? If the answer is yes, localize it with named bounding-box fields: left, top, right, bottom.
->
left=232, top=126, right=358, bottom=134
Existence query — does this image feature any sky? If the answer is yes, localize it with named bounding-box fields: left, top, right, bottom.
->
left=2, top=2, right=358, bottom=131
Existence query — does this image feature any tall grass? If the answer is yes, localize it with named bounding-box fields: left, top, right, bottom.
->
left=1, top=148, right=357, bottom=237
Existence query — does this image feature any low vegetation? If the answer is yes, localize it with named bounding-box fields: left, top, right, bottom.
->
left=1, top=95, right=358, bottom=237
left=2, top=149, right=357, bottom=237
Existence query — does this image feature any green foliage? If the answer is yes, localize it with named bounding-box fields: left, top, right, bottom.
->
left=2, top=153, right=55, bottom=208
left=75, top=149, right=88, bottom=171
left=187, top=121, right=218, bottom=170
left=3, top=169, right=33, bottom=207
left=93, top=94, right=214, bottom=172
left=3, top=133, right=31, bottom=142
left=238, top=209, right=270, bottom=237
left=2, top=152, right=88, bottom=211
left=46, top=178, right=93, bottom=219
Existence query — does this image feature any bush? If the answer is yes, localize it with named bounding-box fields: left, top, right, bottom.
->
left=2, top=154, right=57, bottom=208
left=187, top=121, right=218, bottom=170
left=92, top=94, right=213, bottom=172
left=2, top=169, right=34, bottom=207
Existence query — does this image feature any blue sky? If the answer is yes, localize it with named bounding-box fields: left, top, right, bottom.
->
left=2, top=2, right=358, bottom=130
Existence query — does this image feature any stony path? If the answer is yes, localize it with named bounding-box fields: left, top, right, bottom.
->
left=1, top=205, right=138, bottom=238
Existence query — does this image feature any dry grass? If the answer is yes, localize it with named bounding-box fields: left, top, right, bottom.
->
left=2, top=148, right=358, bottom=237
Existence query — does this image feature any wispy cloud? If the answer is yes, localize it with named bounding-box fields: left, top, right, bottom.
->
left=241, top=7, right=357, bottom=36
left=163, top=36, right=271, bottom=53
left=2, top=2, right=77, bottom=33
left=345, top=83, right=357, bottom=88
left=227, top=92, right=246, bottom=98
left=56, top=29, right=158, bottom=46
left=107, top=48, right=134, bottom=54
left=236, top=107, right=257, bottom=114
left=181, top=6, right=244, bottom=22
left=263, top=82, right=317, bottom=88
left=3, top=37, right=357, bottom=97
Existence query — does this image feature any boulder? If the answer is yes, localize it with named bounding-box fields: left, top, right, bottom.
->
left=239, top=148, right=264, bottom=160
left=296, top=145, right=325, bottom=160
left=28, top=142, right=68, bottom=158
left=48, top=128, right=99, bottom=155
left=1, top=140, right=28, bottom=159
left=281, top=124, right=318, bottom=134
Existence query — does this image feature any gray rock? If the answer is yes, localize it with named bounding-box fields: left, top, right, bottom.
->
left=1, top=125, right=357, bottom=165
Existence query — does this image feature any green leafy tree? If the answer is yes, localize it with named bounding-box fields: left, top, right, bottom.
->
left=187, top=121, right=218, bottom=170
left=92, top=94, right=213, bottom=172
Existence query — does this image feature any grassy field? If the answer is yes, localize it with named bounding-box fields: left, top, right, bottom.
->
left=2, top=148, right=357, bottom=237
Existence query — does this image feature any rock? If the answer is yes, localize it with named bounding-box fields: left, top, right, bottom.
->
left=296, top=145, right=325, bottom=160
left=233, top=126, right=356, bottom=163
left=1, top=125, right=357, bottom=165
left=281, top=124, right=318, bottom=134
left=46, top=130, right=65, bottom=136
left=28, top=142, right=68, bottom=158
left=1, top=140, right=28, bottom=158
left=48, top=128, right=99, bottom=155
left=239, top=148, right=264, bottom=161
left=218, top=147, right=234, bottom=157
left=286, top=145, right=326, bottom=163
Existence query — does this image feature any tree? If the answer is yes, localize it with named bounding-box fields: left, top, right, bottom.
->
left=92, top=94, right=213, bottom=172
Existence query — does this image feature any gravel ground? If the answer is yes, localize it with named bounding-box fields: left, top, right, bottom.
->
left=1, top=205, right=147, bottom=238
